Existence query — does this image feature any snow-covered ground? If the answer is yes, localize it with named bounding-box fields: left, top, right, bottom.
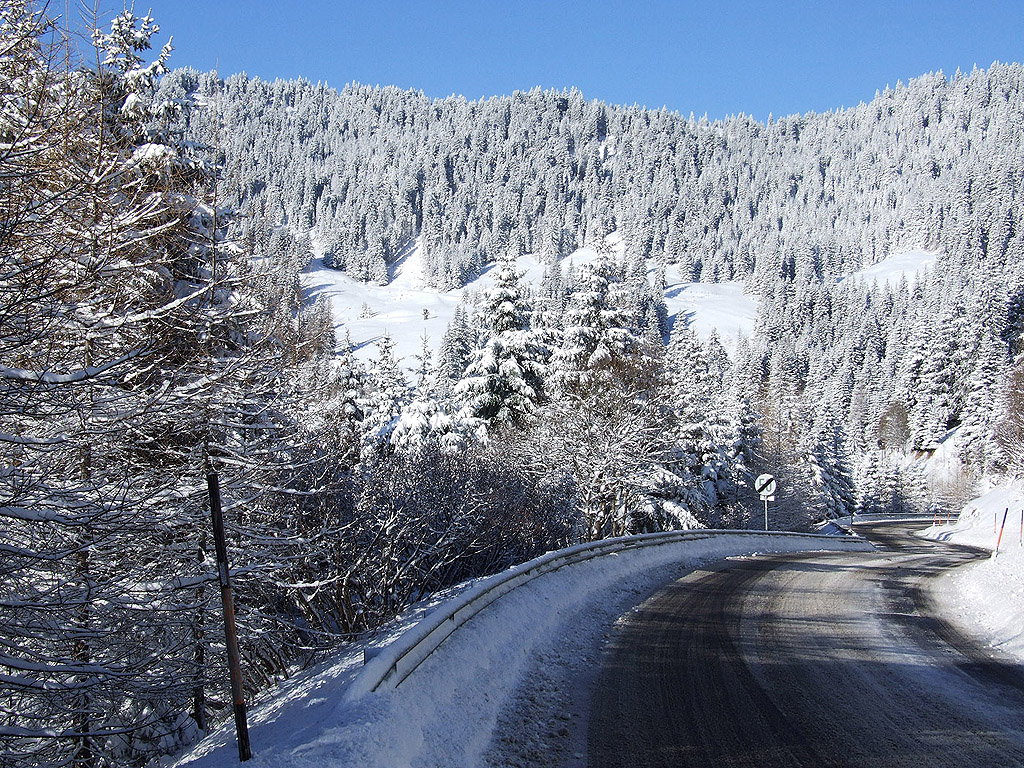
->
left=304, top=242, right=938, bottom=373
left=662, top=278, right=756, bottom=353
left=922, top=484, right=1024, bottom=663
left=301, top=239, right=758, bottom=370
left=845, top=247, right=937, bottom=287
left=169, top=534, right=866, bottom=768
left=302, top=245, right=461, bottom=367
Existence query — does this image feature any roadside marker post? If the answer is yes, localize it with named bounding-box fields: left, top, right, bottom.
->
left=755, top=474, right=777, bottom=531
left=994, top=507, right=1009, bottom=558
left=208, top=471, right=252, bottom=762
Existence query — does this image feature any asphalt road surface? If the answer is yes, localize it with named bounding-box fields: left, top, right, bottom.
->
left=588, top=522, right=1024, bottom=767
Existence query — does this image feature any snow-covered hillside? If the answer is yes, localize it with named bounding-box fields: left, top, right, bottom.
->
left=303, top=239, right=758, bottom=369
left=305, top=242, right=943, bottom=372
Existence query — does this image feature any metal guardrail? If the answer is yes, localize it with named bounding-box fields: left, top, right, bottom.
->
left=344, top=528, right=870, bottom=702
left=822, top=514, right=951, bottom=530
left=820, top=514, right=965, bottom=543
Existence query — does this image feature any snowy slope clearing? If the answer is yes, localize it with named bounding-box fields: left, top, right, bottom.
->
left=170, top=533, right=868, bottom=768
left=662, top=279, right=756, bottom=353
left=301, top=239, right=758, bottom=370
left=844, top=247, right=938, bottom=287
left=922, top=484, right=1024, bottom=664
left=304, top=242, right=939, bottom=371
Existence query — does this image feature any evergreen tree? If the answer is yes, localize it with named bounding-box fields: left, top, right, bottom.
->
left=361, top=333, right=410, bottom=453
left=455, top=259, right=546, bottom=431
left=435, top=303, right=474, bottom=402
left=960, top=328, right=1007, bottom=470
left=548, top=257, right=645, bottom=396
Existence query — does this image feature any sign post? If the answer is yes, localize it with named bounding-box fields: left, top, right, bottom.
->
left=755, top=473, right=777, bottom=531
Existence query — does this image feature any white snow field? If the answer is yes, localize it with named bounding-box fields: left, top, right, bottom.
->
left=301, top=239, right=758, bottom=370
left=304, top=242, right=937, bottom=373
left=845, top=247, right=937, bottom=287
left=170, top=533, right=868, bottom=768
left=922, top=484, right=1024, bottom=664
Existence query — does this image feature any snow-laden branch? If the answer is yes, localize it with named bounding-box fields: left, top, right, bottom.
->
left=0, top=348, right=149, bottom=384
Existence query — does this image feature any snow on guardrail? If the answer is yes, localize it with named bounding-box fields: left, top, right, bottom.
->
left=347, top=528, right=870, bottom=702
left=835, top=513, right=952, bottom=525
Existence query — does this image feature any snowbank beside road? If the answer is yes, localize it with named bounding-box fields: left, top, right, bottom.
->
left=171, top=533, right=868, bottom=768
left=922, top=485, right=1024, bottom=664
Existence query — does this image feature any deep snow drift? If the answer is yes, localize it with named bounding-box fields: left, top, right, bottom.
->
left=923, top=484, right=1024, bottom=664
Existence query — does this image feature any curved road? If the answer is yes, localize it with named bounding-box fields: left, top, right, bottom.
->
left=588, top=523, right=1024, bottom=767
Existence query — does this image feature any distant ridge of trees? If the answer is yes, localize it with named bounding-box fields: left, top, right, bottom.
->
left=161, top=62, right=1024, bottom=290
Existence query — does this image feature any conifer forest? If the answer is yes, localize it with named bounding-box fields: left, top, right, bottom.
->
left=4, top=4, right=1024, bottom=765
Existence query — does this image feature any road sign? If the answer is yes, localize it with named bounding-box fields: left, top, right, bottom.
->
left=756, top=473, right=777, bottom=531
left=755, top=473, right=777, bottom=500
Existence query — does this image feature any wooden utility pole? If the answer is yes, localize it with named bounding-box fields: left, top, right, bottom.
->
left=208, top=471, right=252, bottom=762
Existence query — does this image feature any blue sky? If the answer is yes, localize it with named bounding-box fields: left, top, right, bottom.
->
left=97, top=0, right=1022, bottom=120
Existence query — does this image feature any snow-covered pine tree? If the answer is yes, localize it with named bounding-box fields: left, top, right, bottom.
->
left=523, top=256, right=677, bottom=539
left=805, top=422, right=857, bottom=520
left=435, top=303, right=475, bottom=402
left=412, top=329, right=436, bottom=396
left=361, top=333, right=411, bottom=454
left=959, top=326, right=1009, bottom=471
left=657, top=322, right=748, bottom=524
left=455, top=258, right=546, bottom=432
left=993, top=352, right=1024, bottom=477
left=548, top=257, right=644, bottom=396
